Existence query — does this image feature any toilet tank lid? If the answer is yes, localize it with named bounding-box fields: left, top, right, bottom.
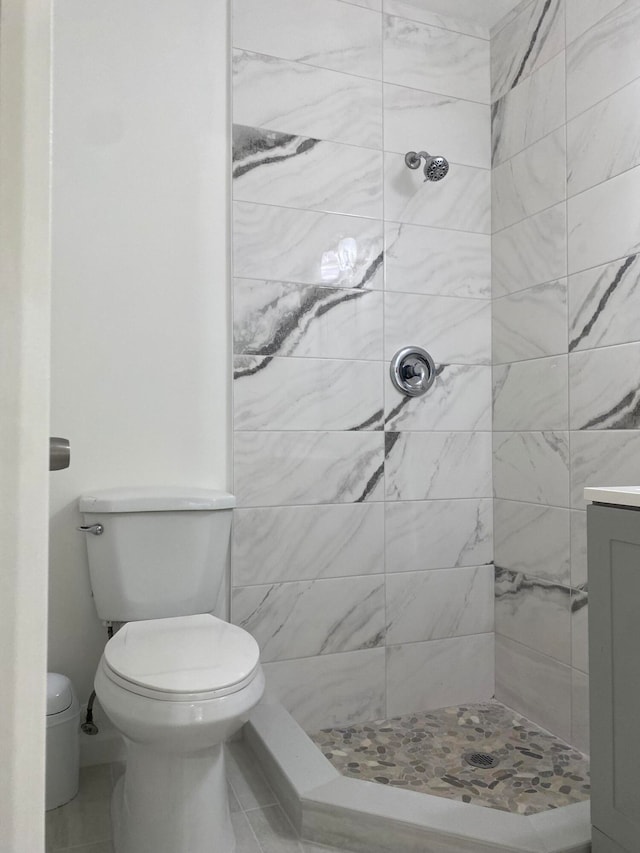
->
left=78, top=487, right=236, bottom=513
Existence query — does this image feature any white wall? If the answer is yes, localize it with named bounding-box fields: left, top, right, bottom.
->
left=0, top=0, right=51, bottom=847
left=49, top=0, right=230, bottom=703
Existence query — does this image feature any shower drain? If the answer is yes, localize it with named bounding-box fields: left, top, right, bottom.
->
left=462, top=752, right=500, bottom=770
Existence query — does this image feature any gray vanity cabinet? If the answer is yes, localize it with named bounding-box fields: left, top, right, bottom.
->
left=587, top=503, right=640, bottom=853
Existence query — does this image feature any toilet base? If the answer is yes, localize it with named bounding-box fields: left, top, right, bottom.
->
left=112, top=739, right=234, bottom=853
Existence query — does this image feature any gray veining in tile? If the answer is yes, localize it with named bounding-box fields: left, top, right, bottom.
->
left=385, top=431, right=492, bottom=501
left=493, top=356, right=568, bottom=431
left=231, top=575, right=386, bottom=661
left=262, top=648, right=386, bottom=731
left=492, top=51, right=565, bottom=166
left=385, top=363, right=491, bottom=431
left=233, top=203, right=384, bottom=290
left=386, top=565, right=494, bottom=644
left=494, top=499, right=570, bottom=585
left=233, top=50, right=383, bottom=149
left=234, top=431, right=384, bottom=507
left=233, top=503, right=384, bottom=585
left=385, top=498, right=492, bottom=573
left=492, top=203, right=567, bottom=297
left=493, top=280, right=567, bottom=363
left=233, top=279, right=383, bottom=362
left=493, top=431, right=570, bottom=506
left=384, top=82, right=490, bottom=168
left=491, top=0, right=565, bottom=103
left=570, top=342, right=640, bottom=430
left=233, top=0, right=382, bottom=80
left=566, top=0, right=640, bottom=120
left=567, top=76, right=640, bottom=198
left=492, top=128, right=566, bottom=233
left=569, top=254, right=640, bottom=352
left=383, top=14, right=490, bottom=103
left=234, top=356, right=383, bottom=432
left=233, top=125, right=383, bottom=219
left=495, top=568, right=571, bottom=664
left=384, top=221, right=491, bottom=298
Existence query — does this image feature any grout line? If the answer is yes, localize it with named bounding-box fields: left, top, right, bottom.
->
left=380, top=0, right=390, bottom=723
left=233, top=197, right=492, bottom=238
left=241, top=809, right=267, bottom=853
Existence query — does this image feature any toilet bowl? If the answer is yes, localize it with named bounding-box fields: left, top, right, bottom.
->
left=95, top=613, right=264, bottom=853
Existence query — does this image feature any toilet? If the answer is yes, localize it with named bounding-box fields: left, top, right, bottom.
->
left=79, top=487, right=264, bottom=853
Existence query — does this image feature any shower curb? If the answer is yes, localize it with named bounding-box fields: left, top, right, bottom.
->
left=244, top=704, right=591, bottom=853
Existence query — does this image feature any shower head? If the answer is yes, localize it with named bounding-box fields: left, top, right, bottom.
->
left=405, top=150, right=450, bottom=182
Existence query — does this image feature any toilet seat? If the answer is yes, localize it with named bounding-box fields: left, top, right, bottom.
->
left=102, top=613, right=260, bottom=702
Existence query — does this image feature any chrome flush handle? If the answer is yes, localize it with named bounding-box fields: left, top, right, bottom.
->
left=77, top=524, right=104, bottom=536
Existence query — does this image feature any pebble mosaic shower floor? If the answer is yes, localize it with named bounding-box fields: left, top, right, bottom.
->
left=311, top=702, right=590, bottom=816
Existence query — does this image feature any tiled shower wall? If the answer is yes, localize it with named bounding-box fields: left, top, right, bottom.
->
left=229, top=0, right=494, bottom=731
left=491, top=0, right=640, bottom=754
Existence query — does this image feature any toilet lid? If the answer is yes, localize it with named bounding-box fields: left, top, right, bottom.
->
left=103, top=614, right=260, bottom=697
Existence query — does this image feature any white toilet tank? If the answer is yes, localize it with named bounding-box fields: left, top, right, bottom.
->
left=78, top=487, right=235, bottom=623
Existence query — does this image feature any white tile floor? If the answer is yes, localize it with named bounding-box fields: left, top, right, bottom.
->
left=46, top=741, right=347, bottom=853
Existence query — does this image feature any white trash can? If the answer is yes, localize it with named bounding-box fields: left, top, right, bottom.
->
left=46, top=673, right=80, bottom=810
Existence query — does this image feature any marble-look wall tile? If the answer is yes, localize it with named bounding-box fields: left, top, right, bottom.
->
left=569, top=255, right=640, bottom=352
left=568, top=78, right=640, bottom=198
left=232, top=50, right=383, bottom=149
left=384, top=222, right=491, bottom=298
left=383, top=15, right=490, bottom=103
left=569, top=165, right=640, bottom=275
left=386, top=634, right=495, bottom=716
left=234, top=431, right=384, bottom=506
left=233, top=503, right=385, bottom=585
left=384, top=153, right=491, bottom=233
left=233, top=202, right=384, bottom=289
left=491, top=0, right=565, bottom=103
left=231, top=575, right=386, bottom=661
left=493, top=356, right=568, bottom=431
left=570, top=430, right=640, bottom=508
left=233, top=0, right=382, bottom=80
left=233, top=279, right=383, bottom=362
left=262, top=648, right=386, bottom=731
left=495, top=568, right=571, bottom=664
left=492, top=203, right=567, bottom=297
left=492, top=128, right=566, bottom=233
left=493, top=280, right=567, bottom=363
left=570, top=509, right=587, bottom=588
left=492, top=51, right=565, bottom=166
left=383, top=83, right=490, bottom=169
left=234, top=356, right=383, bottom=431
left=570, top=342, right=640, bottom=430
left=494, top=500, right=570, bottom=584
left=383, top=0, right=489, bottom=38
left=385, top=431, right=492, bottom=501
left=493, top=431, right=570, bottom=506
left=490, top=0, right=536, bottom=39
left=566, top=0, right=640, bottom=120
left=233, top=126, right=383, bottom=219
left=385, top=498, right=493, bottom=573
left=495, top=634, right=571, bottom=742
left=571, top=669, right=590, bottom=755
left=386, top=566, right=494, bottom=644
left=571, top=588, right=588, bottom=673
left=385, top=364, right=491, bottom=431
left=384, top=292, right=491, bottom=364
left=565, top=0, right=626, bottom=44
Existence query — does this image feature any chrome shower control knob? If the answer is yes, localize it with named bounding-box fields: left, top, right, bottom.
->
left=390, top=346, right=436, bottom=397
